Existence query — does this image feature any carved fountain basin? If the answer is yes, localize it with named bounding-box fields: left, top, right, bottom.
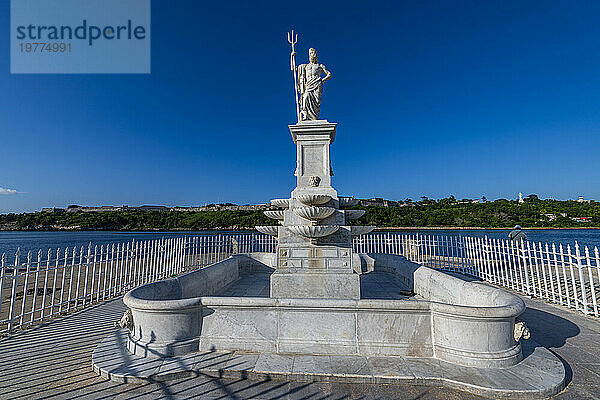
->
left=122, top=253, right=526, bottom=368
left=270, top=199, right=290, bottom=209
left=286, top=225, right=340, bottom=238
left=297, top=194, right=331, bottom=206
left=264, top=210, right=285, bottom=220
left=293, top=206, right=336, bottom=221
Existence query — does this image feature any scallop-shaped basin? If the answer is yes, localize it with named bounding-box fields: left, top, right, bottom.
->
left=264, top=210, right=284, bottom=220
left=339, top=197, right=359, bottom=208
left=345, top=209, right=366, bottom=220
left=297, top=194, right=331, bottom=206
left=351, top=226, right=376, bottom=236
left=287, top=225, right=339, bottom=238
left=255, top=226, right=279, bottom=237
left=271, top=199, right=290, bottom=209
left=294, top=206, right=335, bottom=221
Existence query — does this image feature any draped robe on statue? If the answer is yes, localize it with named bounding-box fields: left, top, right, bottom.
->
left=297, top=64, right=323, bottom=120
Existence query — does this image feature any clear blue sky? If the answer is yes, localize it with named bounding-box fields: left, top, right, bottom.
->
left=2, top=1, right=600, bottom=213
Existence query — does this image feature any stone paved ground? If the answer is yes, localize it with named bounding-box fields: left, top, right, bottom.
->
left=0, top=294, right=599, bottom=399
left=219, top=271, right=411, bottom=300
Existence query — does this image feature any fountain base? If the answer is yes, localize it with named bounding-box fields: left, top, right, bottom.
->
left=270, top=271, right=360, bottom=299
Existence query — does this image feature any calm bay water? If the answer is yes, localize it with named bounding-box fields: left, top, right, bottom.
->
left=0, top=231, right=251, bottom=257
left=0, top=229, right=599, bottom=257
left=403, top=229, right=600, bottom=251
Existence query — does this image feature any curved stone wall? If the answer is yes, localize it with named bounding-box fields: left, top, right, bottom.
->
left=371, top=253, right=525, bottom=367
left=123, top=253, right=525, bottom=367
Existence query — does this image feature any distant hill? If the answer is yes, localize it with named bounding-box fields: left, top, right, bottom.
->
left=1, top=198, right=598, bottom=230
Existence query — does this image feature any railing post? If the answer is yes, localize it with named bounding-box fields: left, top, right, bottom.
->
left=74, top=246, right=84, bottom=308
left=524, top=241, right=534, bottom=296
left=482, top=237, right=492, bottom=283
left=499, top=240, right=510, bottom=288
left=575, top=243, right=589, bottom=314
left=97, top=245, right=106, bottom=301
left=41, top=249, right=52, bottom=318
left=7, top=249, right=21, bottom=333
left=0, top=253, right=5, bottom=323
left=19, top=251, right=32, bottom=326
left=118, top=242, right=126, bottom=292
left=532, top=242, right=543, bottom=298
left=67, top=247, right=76, bottom=312
left=594, top=247, right=600, bottom=317
left=567, top=245, right=580, bottom=311
left=544, top=243, right=555, bottom=303
left=552, top=244, right=563, bottom=306
left=59, top=248, right=69, bottom=313
left=584, top=246, right=597, bottom=317
left=82, top=244, right=92, bottom=306
left=50, top=248, right=61, bottom=315
left=124, top=242, right=131, bottom=289
left=30, top=250, right=42, bottom=322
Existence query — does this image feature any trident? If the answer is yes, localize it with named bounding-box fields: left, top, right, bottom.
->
left=287, top=29, right=301, bottom=122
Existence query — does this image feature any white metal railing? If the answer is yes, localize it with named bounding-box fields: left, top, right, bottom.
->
left=1, top=231, right=598, bottom=335
left=0, top=233, right=276, bottom=335
left=353, top=233, right=600, bottom=318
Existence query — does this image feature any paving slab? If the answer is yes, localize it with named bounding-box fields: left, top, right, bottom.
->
left=2, top=286, right=600, bottom=399
left=92, top=328, right=565, bottom=399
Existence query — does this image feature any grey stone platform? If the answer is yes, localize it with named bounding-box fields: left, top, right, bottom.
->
left=3, top=288, right=600, bottom=399
left=93, top=329, right=564, bottom=399
left=217, top=270, right=412, bottom=300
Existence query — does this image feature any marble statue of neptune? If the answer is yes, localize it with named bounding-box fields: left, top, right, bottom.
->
left=297, top=48, right=332, bottom=120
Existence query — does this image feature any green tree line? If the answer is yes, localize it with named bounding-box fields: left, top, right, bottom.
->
left=0, top=198, right=598, bottom=231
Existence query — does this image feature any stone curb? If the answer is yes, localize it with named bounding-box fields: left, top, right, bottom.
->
left=92, top=330, right=565, bottom=399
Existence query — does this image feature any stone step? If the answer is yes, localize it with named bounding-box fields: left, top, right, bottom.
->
left=93, top=330, right=565, bottom=399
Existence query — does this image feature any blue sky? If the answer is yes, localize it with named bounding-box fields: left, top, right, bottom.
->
left=2, top=1, right=600, bottom=213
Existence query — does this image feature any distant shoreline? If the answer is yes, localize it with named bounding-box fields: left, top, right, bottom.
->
left=374, top=227, right=600, bottom=231
left=1, top=226, right=599, bottom=233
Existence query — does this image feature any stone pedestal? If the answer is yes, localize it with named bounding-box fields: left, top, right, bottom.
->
left=268, top=120, right=361, bottom=300
left=290, top=120, right=336, bottom=194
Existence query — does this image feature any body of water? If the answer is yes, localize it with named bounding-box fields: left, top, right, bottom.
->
left=401, top=229, right=600, bottom=251
left=0, top=231, right=252, bottom=257
left=0, top=229, right=598, bottom=258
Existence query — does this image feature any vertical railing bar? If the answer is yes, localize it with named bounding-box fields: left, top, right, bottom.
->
left=49, top=248, right=60, bottom=317
left=545, top=243, right=555, bottom=303
left=536, top=242, right=547, bottom=300
left=552, top=244, right=563, bottom=306
left=19, top=252, right=32, bottom=327
left=594, top=247, right=600, bottom=317
left=501, top=240, right=512, bottom=289
left=66, top=247, right=76, bottom=312
left=567, top=245, right=579, bottom=311
left=109, top=244, right=116, bottom=297
left=7, top=249, right=20, bottom=332
left=30, top=250, right=42, bottom=322
left=118, top=242, right=125, bottom=293
left=585, top=246, right=597, bottom=317
left=0, top=253, right=5, bottom=322
left=101, top=244, right=109, bottom=301
left=575, top=243, right=588, bottom=313
left=560, top=244, right=571, bottom=308
left=59, top=248, right=69, bottom=313
left=524, top=241, right=535, bottom=296
left=96, top=245, right=104, bottom=302
left=74, top=246, right=84, bottom=308
left=82, top=244, right=92, bottom=306
left=40, top=249, right=51, bottom=319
